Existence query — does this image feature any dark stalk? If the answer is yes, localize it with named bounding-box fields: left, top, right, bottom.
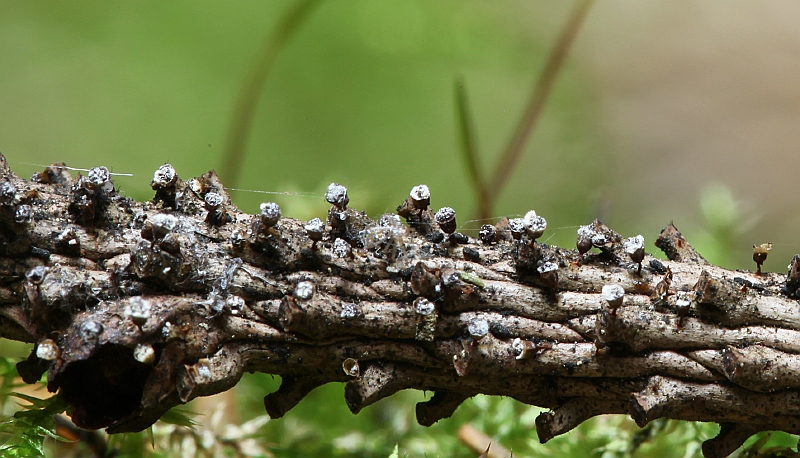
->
left=218, top=0, right=323, bottom=188
left=454, top=78, right=489, bottom=223
left=481, top=0, right=595, bottom=220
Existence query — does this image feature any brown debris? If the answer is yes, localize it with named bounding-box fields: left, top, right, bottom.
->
left=655, top=222, right=710, bottom=265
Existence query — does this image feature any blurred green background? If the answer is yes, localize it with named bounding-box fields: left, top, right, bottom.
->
left=2, top=0, right=800, bottom=456
left=0, top=0, right=609, bottom=245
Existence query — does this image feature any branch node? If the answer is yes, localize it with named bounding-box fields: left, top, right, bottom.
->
left=701, top=423, right=760, bottom=458
left=536, top=398, right=628, bottom=443
left=264, top=376, right=327, bottom=419
left=416, top=391, right=471, bottom=427
left=344, top=363, right=407, bottom=414
left=655, top=223, right=709, bottom=265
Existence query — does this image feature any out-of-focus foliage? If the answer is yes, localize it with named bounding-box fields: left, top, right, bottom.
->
left=691, top=183, right=760, bottom=269
left=0, top=361, right=70, bottom=458
left=232, top=374, right=720, bottom=457
left=0, top=1, right=609, bottom=244
left=144, top=406, right=271, bottom=458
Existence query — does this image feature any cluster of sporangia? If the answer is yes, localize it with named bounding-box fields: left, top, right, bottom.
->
left=236, top=172, right=657, bottom=333
left=266, top=179, right=659, bottom=345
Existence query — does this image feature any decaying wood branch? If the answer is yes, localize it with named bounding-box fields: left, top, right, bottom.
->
left=0, top=152, right=798, bottom=457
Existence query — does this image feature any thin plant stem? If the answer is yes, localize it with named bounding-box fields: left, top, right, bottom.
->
left=454, top=77, right=489, bottom=219
left=218, top=0, right=323, bottom=188
left=481, top=0, right=595, bottom=220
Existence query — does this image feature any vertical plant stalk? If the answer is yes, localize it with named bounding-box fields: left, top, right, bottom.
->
left=218, top=0, right=323, bottom=188
left=480, top=0, right=595, bottom=220
left=454, top=78, right=489, bottom=222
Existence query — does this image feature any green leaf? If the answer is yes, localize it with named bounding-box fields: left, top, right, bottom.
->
left=459, top=271, right=485, bottom=288
left=11, top=393, right=68, bottom=419
left=10, top=392, right=51, bottom=409
left=0, top=391, right=71, bottom=458
left=158, top=406, right=199, bottom=429
left=0, top=358, right=26, bottom=407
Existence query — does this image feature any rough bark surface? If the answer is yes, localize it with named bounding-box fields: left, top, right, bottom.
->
left=0, top=153, right=798, bottom=457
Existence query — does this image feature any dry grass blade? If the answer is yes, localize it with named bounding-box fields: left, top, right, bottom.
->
left=219, top=0, right=323, bottom=188
left=458, top=423, right=512, bottom=458
left=454, top=77, right=490, bottom=221
left=482, top=0, right=595, bottom=220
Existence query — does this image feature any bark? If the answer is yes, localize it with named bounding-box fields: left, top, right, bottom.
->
left=0, top=153, right=798, bottom=457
